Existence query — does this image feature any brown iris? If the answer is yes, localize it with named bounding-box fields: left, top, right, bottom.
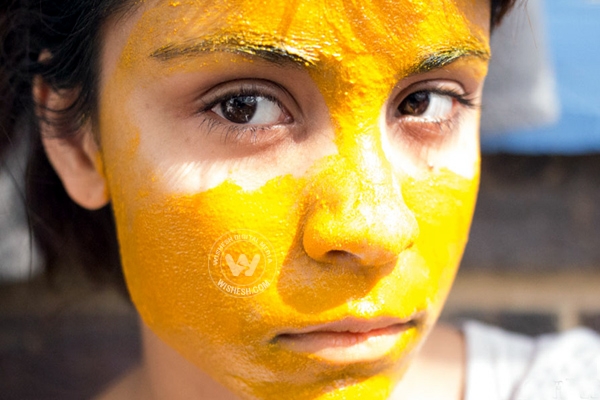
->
left=221, top=96, right=258, bottom=123
left=398, top=91, right=431, bottom=116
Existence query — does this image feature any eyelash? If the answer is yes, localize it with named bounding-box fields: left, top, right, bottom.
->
left=199, top=117, right=272, bottom=145
left=396, top=87, right=477, bottom=145
left=433, top=88, right=477, bottom=109
left=198, top=85, right=286, bottom=144
left=401, top=87, right=477, bottom=116
left=196, top=83, right=477, bottom=147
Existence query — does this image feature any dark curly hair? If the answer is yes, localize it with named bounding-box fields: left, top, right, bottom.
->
left=0, top=0, right=517, bottom=289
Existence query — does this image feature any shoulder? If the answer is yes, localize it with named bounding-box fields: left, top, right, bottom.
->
left=513, top=327, right=600, bottom=400
left=463, top=321, right=600, bottom=400
left=463, top=321, right=536, bottom=400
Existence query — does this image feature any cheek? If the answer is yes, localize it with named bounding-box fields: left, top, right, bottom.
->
left=119, top=176, right=304, bottom=304
left=113, top=174, right=305, bottom=355
left=112, top=165, right=477, bottom=339
left=105, top=148, right=477, bottom=399
left=404, top=168, right=480, bottom=310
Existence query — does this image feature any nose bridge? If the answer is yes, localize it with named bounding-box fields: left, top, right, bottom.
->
left=301, top=124, right=419, bottom=268
left=341, top=130, right=388, bottom=184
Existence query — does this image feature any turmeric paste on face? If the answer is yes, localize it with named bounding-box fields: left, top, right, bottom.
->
left=98, top=0, right=489, bottom=398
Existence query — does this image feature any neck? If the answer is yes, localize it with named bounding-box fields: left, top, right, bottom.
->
left=392, top=323, right=465, bottom=399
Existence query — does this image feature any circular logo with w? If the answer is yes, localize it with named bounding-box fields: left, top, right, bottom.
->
left=208, top=229, right=277, bottom=297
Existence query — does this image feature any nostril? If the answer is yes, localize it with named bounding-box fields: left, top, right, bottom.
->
left=323, top=250, right=358, bottom=264
left=324, top=248, right=399, bottom=268
left=326, top=250, right=349, bottom=258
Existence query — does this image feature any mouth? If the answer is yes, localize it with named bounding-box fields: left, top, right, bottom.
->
left=273, top=316, right=421, bottom=364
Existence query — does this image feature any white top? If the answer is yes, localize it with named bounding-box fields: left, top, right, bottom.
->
left=463, top=321, right=600, bottom=400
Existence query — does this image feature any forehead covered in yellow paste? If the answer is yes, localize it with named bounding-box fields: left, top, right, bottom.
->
left=100, top=0, right=489, bottom=197
left=97, top=0, right=490, bottom=399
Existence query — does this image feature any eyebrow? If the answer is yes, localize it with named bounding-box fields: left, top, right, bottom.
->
left=150, top=36, right=319, bottom=67
left=150, top=35, right=490, bottom=74
left=408, top=47, right=490, bottom=75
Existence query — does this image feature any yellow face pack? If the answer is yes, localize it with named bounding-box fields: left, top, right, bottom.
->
left=98, top=0, right=490, bottom=398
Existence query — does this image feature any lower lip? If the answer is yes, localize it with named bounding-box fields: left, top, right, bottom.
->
left=275, top=323, right=414, bottom=364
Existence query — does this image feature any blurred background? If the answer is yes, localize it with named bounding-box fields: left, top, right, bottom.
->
left=1, top=0, right=600, bottom=398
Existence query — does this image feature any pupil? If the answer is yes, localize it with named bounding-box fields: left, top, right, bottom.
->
left=399, top=91, right=430, bottom=116
left=222, top=96, right=258, bottom=123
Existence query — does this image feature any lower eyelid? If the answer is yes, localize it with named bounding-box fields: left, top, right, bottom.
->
left=393, top=109, right=465, bottom=145
left=401, top=118, right=456, bottom=135
left=198, top=115, right=289, bottom=147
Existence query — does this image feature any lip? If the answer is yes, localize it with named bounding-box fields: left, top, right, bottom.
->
left=273, top=316, right=420, bottom=364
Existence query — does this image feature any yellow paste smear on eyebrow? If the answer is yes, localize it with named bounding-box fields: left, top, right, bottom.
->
left=100, top=0, right=487, bottom=399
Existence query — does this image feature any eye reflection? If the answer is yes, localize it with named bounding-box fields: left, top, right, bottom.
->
left=212, top=95, right=286, bottom=125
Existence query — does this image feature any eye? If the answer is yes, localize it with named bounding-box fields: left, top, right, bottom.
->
left=197, top=81, right=299, bottom=147
left=398, top=91, right=453, bottom=119
left=388, top=84, right=477, bottom=148
left=211, top=95, right=289, bottom=125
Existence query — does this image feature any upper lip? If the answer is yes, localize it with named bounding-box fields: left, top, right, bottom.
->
left=274, top=314, right=422, bottom=338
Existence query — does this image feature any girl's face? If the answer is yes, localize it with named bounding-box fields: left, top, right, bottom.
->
left=98, top=0, right=490, bottom=398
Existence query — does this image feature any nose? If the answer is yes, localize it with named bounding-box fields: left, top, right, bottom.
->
left=302, top=134, right=419, bottom=268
